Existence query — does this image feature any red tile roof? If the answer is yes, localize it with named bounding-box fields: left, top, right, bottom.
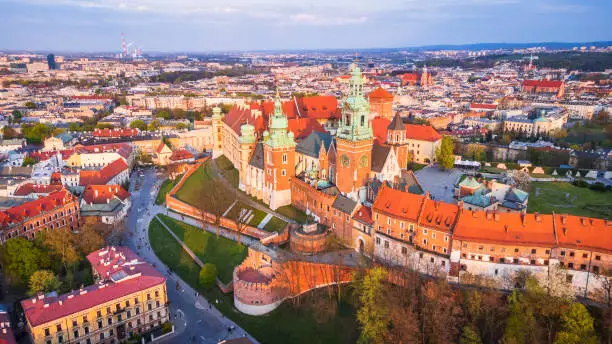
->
left=254, top=96, right=340, bottom=120
left=454, top=211, right=557, bottom=247
left=13, top=183, right=63, bottom=197
left=93, top=128, right=140, bottom=138
left=470, top=103, right=497, bottom=110
left=22, top=247, right=165, bottom=328
left=29, top=149, right=75, bottom=162
left=353, top=205, right=374, bottom=225
left=287, top=118, right=326, bottom=140
left=79, top=158, right=128, bottom=186
left=418, top=198, right=458, bottom=233
left=522, top=79, right=563, bottom=88
left=371, top=117, right=441, bottom=143
left=0, top=189, right=76, bottom=228
left=169, top=149, right=194, bottom=162
left=372, top=184, right=425, bottom=222
left=368, top=87, right=394, bottom=100
left=223, top=106, right=266, bottom=136
left=404, top=124, right=441, bottom=142
left=554, top=215, right=612, bottom=254
left=82, top=185, right=130, bottom=204
left=371, top=116, right=391, bottom=144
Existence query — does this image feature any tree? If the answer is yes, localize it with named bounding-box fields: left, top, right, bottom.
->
left=175, top=122, right=187, bottom=130
left=0, top=238, right=43, bottom=285
left=75, top=223, right=106, bottom=255
left=235, top=209, right=249, bottom=246
left=147, top=120, right=160, bottom=132
left=22, top=123, right=53, bottom=144
left=2, top=126, right=18, bottom=139
left=460, top=326, right=483, bottom=344
left=355, top=267, right=389, bottom=344
left=199, top=263, right=217, bottom=289
left=29, top=270, right=61, bottom=295
left=24, top=101, right=37, bottom=109
left=22, top=156, right=37, bottom=166
left=435, top=136, right=455, bottom=169
left=512, top=170, right=531, bottom=192
left=156, top=110, right=171, bottom=120
left=553, top=303, right=597, bottom=344
left=130, top=120, right=147, bottom=131
left=38, top=228, right=81, bottom=273
left=502, top=291, right=539, bottom=344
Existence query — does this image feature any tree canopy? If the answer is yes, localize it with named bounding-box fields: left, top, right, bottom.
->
left=436, top=136, right=455, bottom=169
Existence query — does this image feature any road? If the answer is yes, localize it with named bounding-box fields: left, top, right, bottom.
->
left=124, top=167, right=258, bottom=344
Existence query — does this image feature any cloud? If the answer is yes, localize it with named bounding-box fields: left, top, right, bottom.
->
left=288, top=13, right=368, bottom=26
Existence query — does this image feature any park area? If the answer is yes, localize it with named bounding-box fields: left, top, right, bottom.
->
left=527, top=182, right=612, bottom=218
left=147, top=215, right=359, bottom=344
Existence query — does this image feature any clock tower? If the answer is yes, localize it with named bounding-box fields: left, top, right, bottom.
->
left=335, top=61, right=373, bottom=200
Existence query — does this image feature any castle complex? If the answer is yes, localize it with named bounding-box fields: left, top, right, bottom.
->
left=204, top=62, right=611, bottom=315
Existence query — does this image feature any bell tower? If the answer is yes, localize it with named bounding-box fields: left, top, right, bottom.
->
left=335, top=59, right=373, bottom=200
left=387, top=112, right=408, bottom=169
left=263, top=91, right=296, bottom=210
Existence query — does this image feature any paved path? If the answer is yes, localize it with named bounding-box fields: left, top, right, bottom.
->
left=155, top=215, right=205, bottom=267
left=124, top=167, right=259, bottom=344
left=209, top=159, right=295, bottom=224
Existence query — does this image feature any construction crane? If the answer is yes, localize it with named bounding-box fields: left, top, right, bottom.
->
left=121, top=32, right=127, bottom=59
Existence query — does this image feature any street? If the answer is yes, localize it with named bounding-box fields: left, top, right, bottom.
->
left=124, top=167, right=258, bottom=344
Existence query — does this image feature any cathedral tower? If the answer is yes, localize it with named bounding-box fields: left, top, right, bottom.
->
left=263, top=91, right=296, bottom=210
left=387, top=112, right=409, bottom=169
left=335, top=62, right=373, bottom=200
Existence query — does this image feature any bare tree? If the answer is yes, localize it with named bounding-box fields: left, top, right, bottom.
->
left=235, top=207, right=249, bottom=246
left=200, top=186, right=225, bottom=238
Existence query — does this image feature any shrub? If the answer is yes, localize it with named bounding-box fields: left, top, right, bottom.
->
left=589, top=182, right=607, bottom=192
left=199, top=263, right=217, bottom=289
left=573, top=180, right=588, bottom=188
left=161, top=322, right=173, bottom=334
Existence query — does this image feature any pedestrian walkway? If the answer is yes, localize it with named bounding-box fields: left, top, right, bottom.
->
left=210, top=159, right=294, bottom=224
left=155, top=215, right=205, bottom=268
left=257, top=213, right=273, bottom=229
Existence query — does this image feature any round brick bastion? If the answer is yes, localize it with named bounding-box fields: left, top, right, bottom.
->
left=289, top=222, right=329, bottom=255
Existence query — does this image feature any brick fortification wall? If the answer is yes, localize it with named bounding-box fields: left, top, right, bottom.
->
left=165, top=159, right=289, bottom=245
left=233, top=248, right=355, bottom=315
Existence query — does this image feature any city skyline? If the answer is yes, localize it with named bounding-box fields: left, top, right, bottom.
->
left=1, top=0, right=611, bottom=52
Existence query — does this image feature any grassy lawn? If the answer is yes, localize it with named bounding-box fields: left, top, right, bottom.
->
left=528, top=182, right=612, bottom=218
left=148, top=217, right=358, bottom=344
left=148, top=218, right=201, bottom=286
left=155, top=177, right=179, bottom=205
left=263, top=217, right=288, bottom=233
left=215, top=156, right=239, bottom=188
left=174, top=162, right=235, bottom=214
left=225, top=202, right=268, bottom=227
left=408, top=162, right=427, bottom=172
left=157, top=215, right=247, bottom=283
left=276, top=205, right=309, bottom=223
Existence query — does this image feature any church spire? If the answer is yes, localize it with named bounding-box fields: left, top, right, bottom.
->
left=337, top=60, right=373, bottom=142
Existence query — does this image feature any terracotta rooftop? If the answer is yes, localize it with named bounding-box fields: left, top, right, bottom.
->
left=372, top=184, right=425, bottom=222
left=82, top=185, right=130, bottom=204
left=22, top=247, right=165, bottom=328
left=13, top=183, right=63, bottom=197
left=368, top=87, right=394, bottom=100
left=0, top=189, right=76, bottom=228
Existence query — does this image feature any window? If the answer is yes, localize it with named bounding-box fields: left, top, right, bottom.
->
left=109, top=329, right=114, bottom=336
left=500, top=258, right=505, bottom=263
left=375, top=237, right=380, bottom=245
left=530, top=260, right=535, bottom=265
left=561, top=251, right=566, bottom=256
left=84, top=327, right=89, bottom=335
left=444, top=236, right=449, bottom=242
left=566, top=274, right=573, bottom=283
left=432, top=245, right=437, bottom=251
left=443, top=248, right=448, bottom=254
left=432, top=233, right=436, bottom=240
left=156, top=301, right=160, bottom=308
left=569, top=251, right=575, bottom=257
left=593, top=266, right=600, bottom=274
left=58, top=335, right=63, bottom=343
left=531, top=249, right=536, bottom=254
left=147, top=293, right=151, bottom=301
left=545, top=249, right=550, bottom=254
left=100, top=333, right=104, bottom=340
left=423, top=229, right=428, bottom=235
left=400, top=222, right=404, bottom=229
left=580, top=264, right=587, bottom=271
left=568, top=263, right=574, bottom=269
left=282, top=153, right=287, bottom=164
left=583, top=253, right=588, bottom=258
left=134, top=298, right=139, bottom=304
left=513, top=258, right=519, bottom=264
left=514, top=248, right=519, bottom=253
left=419, top=252, right=424, bottom=259
left=384, top=241, right=389, bottom=249
left=136, top=307, right=140, bottom=315
left=56, top=324, right=62, bottom=332
left=106, top=307, right=111, bottom=314
left=73, top=330, right=79, bottom=338
left=116, top=304, right=121, bottom=311
left=107, top=318, right=112, bottom=326
left=422, top=239, right=428, bottom=246
left=127, top=310, right=132, bottom=318
left=401, top=247, right=408, bottom=255
left=82, top=316, right=88, bottom=323
left=281, top=169, right=286, bottom=176
left=596, top=255, right=601, bottom=261
left=97, top=321, right=103, bottom=329
left=387, top=218, right=391, bottom=225
left=409, top=224, right=414, bottom=232
left=72, top=320, right=78, bottom=327
left=148, top=303, right=152, bottom=311
left=45, top=328, right=50, bottom=336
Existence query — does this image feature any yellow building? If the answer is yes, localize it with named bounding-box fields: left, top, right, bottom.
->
left=22, top=247, right=169, bottom=344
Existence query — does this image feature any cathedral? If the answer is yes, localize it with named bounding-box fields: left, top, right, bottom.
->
left=211, top=62, right=441, bottom=209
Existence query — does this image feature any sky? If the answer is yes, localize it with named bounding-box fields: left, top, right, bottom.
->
left=0, top=0, right=611, bottom=52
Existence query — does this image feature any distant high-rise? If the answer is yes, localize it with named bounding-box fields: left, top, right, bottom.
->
left=46, top=54, right=56, bottom=70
